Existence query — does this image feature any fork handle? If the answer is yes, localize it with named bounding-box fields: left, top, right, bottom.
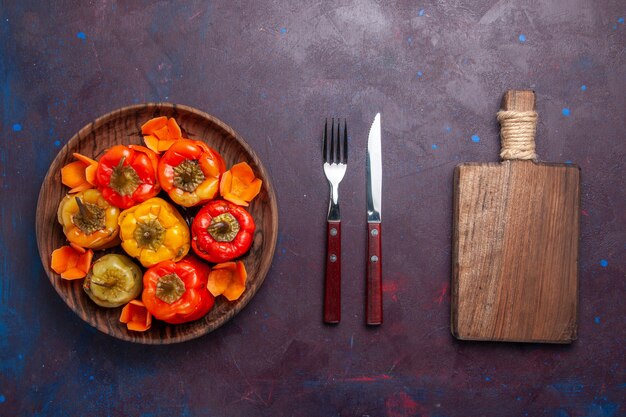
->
left=324, top=220, right=341, bottom=324
left=366, top=222, right=382, bottom=325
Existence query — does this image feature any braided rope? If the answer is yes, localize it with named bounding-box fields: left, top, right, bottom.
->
left=497, top=110, right=538, bottom=161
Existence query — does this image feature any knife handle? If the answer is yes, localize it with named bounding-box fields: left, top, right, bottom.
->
left=324, top=220, right=341, bottom=324
left=366, top=222, right=382, bottom=325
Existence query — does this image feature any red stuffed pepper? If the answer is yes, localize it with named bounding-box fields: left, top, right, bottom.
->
left=158, top=139, right=226, bottom=207
left=191, top=200, right=255, bottom=263
left=96, top=145, right=161, bottom=209
left=142, top=256, right=214, bottom=324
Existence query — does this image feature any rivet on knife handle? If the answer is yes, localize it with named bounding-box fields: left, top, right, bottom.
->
left=366, top=223, right=382, bottom=325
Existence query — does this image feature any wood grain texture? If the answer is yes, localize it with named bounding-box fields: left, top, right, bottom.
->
left=451, top=90, right=580, bottom=343
left=324, top=220, right=341, bottom=324
left=501, top=89, right=535, bottom=110
left=36, top=103, right=278, bottom=344
left=366, top=222, right=382, bottom=325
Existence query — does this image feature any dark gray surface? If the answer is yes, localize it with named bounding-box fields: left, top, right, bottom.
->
left=1, top=1, right=624, bottom=416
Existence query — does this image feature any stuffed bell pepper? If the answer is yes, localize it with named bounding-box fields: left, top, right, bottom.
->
left=191, top=200, right=255, bottom=263
left=57, top=188, right=120, bottom=249
left=83, top=254, right=143, bottom=308
left=96, top=144, right=161, bottom=209
left=157, top=139, right=226, bottom=207
left=118, top=197, right=190, bottom=267
left=142, top=256, right=214, bottom=324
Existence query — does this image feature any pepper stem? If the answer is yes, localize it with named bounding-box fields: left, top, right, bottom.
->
left=207, top=213, right=240, bottom=242
left=134, top=219, right=166, bottom=251
left=75, top=197, right=87, bottom=217
left=90, top=279, right=115, bottom=288
left=173, top=159, right=205, bottom=193
left=72, top=197, right=106, bottom=235
left=89, top=269, right=124, bottom=288
left=207, top=221, right=228, bottom=235
left=156, top=273, right=186, bottom=304
left=109, top=155, right=140, bottom=196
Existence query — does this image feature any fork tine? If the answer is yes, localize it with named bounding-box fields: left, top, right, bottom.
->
left=335, top=119, right=341, bottom=163
left=330, top=118, right=336, bottom=164
left=343, top=119, right=348, bottom=163
left=322, top=119, right=328, bottom=162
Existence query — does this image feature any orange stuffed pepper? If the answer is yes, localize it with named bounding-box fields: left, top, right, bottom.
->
left=157, top=140, right=226, bottom=207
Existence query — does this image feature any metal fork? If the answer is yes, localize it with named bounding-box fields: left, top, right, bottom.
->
left=322, top=118, right=347, bottom=324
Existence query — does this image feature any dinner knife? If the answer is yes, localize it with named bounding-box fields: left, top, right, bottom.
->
left=366, top=113, right=383, bottom=325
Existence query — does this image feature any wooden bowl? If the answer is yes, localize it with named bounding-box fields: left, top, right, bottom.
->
left=36, top=104, right=278, bottom=344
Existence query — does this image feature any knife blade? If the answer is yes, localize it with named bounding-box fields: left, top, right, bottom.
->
left=366, top=113, right=383, bottom=325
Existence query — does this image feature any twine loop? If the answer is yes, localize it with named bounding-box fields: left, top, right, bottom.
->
left=497, top=110, right=538, bottom=160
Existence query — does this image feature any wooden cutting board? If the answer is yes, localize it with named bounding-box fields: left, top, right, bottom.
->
left=451, top=90, right=580, bottom=343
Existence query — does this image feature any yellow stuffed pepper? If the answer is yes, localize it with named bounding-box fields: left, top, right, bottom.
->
left=57, top=189, right=120, bottom=250
left=118, top=197, right=190, bottom=267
